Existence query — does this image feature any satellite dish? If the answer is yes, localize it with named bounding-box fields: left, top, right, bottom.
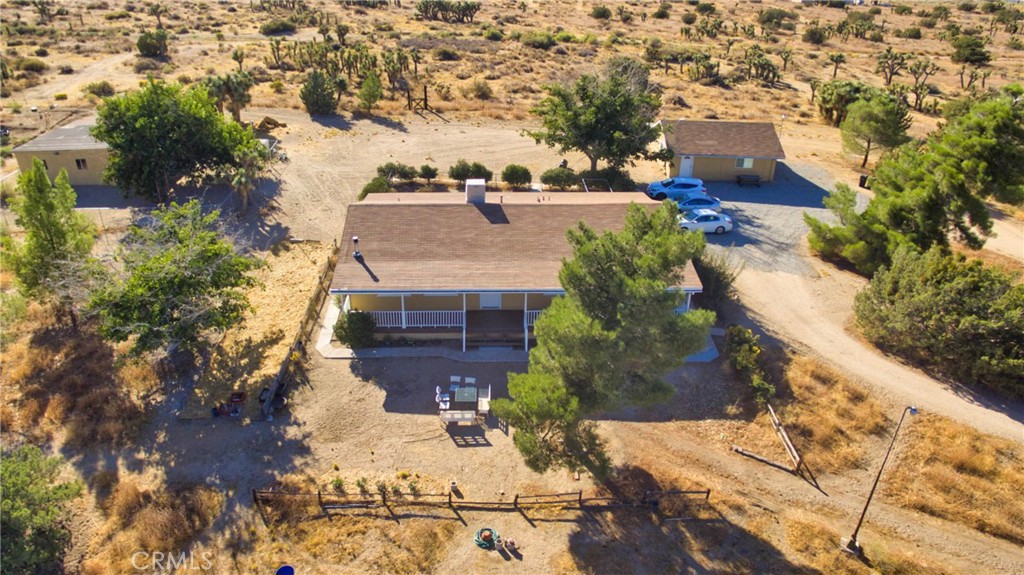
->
left=275, top=567, right=295, bottom=575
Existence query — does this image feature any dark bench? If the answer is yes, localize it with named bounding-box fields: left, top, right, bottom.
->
left=736, top=174, right=761, bottom=187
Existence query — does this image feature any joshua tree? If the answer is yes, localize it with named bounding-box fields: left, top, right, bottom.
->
left=828, top=52, right=846, bottom=79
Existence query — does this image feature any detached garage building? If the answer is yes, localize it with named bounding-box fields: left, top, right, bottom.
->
left=659, top=120, right=785, bottom=183
left=13, top=124, right=109, bottom=186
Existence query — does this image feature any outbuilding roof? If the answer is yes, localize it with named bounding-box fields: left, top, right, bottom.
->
left=660, top=120, right=786, bottom=160
left=330, top=193, right=703, bottom=294
left=13, top=125, right=107, bottom=153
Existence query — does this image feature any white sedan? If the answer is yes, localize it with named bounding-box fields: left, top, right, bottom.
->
left=678, top=209, right=734, bottom=234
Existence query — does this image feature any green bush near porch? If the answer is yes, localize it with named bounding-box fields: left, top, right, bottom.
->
left=334, top=310, right=376, bottom=348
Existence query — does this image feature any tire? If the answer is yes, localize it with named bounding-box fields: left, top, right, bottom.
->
left=653, top=192, right=667, bottom=200
left=715, top=226, right=726, bottom=234
left=680, top=227, right=689, bottom=232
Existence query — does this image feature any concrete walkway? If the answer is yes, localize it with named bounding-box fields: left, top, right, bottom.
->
left=315, top=300, right=719, bottom=363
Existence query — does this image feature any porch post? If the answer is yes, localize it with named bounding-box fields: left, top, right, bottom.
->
left=686, top=292, right=692, bottom=312
left=461, top=292, right=467, bottom=352
left=400, top=293, right=407, bottom=328
left=523, top=293, right=529, bottom=351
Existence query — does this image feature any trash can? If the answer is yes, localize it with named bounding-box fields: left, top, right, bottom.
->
left=858, top=174, right=870, bottom=189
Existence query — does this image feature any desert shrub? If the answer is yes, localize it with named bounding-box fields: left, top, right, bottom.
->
left=855, top=247, right=1024, bottom=396
left=695, top=2, right=716, bottom=16
left=0, top=293, right=27, bottom=347
left=590, top=5, right=611, bottom=19
left=136, top=29, right=168, bottom=58
left=951, top=34, right=991, bottom=64
left=895, top=27, right=922, bottom=39
left=53, top=93, right=67, bottom=100
left=521, top=31, right=556, bottom=50
left=333, top=310, right=376, bottom=348
left=482, top=27, right=503, bottom=41
left=83, top=80, right=115, bottom=97
left=433, top=46, right=460, bottom=60
left=501, top=164, right=532, bottom=187
left=894, top=4, right=913, bottom=15
left=802, top=26, right=826, bottom=44
left=448, top=159, right=492, bottom=183
left=724, top=325, right=775, bottom=405
left=868, top=6, right=883, bottom=15
left=958, top=1, right=978, bottom=11
left=419, top=165, right=438, bottom=182
left=653, top=3, right=671, bottom=19
left=269, top=79, right=285, bottom=93
left=1009, top=37, right=1024, bottom=51
left=554, top=31, right=575, bottom=43
left=105, top=10, right=130, bottom=20
left=357, top=176, right=391, bottom=200
left=57, top=65, right=73, bottom=74
left=33, top=47, right=48, bottom=57
left=260, top=19, right=296, bottom=35
left=377, top=162, right=418, bottom=181
left=540, top=167, right=577, bottom=190
left=868, top=30, right=884, bottom=42
left=919, top=17, right=938, bottom=28
left=693, top=248, right=743, bottom=312
left=133, top=58, right=160, bottom=73
left=682, top=12, right=697, bottom=25
left=17, top=58, right=47, bottom=73
left=758, top=8, right=797, bottom=29
left=461, top=78, right=492, bottom=100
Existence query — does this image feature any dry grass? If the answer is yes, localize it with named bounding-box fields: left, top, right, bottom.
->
left=0, top=311, right=161, bottom=448
left=81, top=478, right=224, bottom=575
left=784, top=516, right=954, bottom=575
left=885, top=414, right=1024, bottom=545
left=181, top=241, right=333, bottom=419
left=775, top=355, right=889, bottom=473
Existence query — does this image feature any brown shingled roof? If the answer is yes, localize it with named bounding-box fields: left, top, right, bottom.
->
left=330, top=200, right=702, bottom=293
left=660, top=120, right=785, bottom=159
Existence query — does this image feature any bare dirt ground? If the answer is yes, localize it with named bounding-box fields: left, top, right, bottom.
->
left=3, top=0, right=1023, bottom=572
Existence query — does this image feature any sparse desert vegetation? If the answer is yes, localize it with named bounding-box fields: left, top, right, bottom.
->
left=1, top=0, right=1023, bottom=573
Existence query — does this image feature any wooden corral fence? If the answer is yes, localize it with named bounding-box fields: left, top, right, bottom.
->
left=260, top=240, right=341, bottom=419
left=405, top=84, right=432, bottom=113
left=251, top=486, right=712, bottom=526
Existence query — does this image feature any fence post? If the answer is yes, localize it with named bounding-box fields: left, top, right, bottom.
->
left=448, top=491, right=453, bottom=507
left=317, top=489, right=323, bottom=510
left=578, top=490, right=583, bottom=505
left=705, top=489, right=711, bottom=503
left=513, top=494, right=519, bottom=508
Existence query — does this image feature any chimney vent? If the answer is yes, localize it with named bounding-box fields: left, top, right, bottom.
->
left=465, top=179, right=486, bottom=204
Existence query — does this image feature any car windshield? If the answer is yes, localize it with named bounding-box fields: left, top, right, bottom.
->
left=659, top=179, right=674, bottom=186
left=682, top=210, right=699, bottom=220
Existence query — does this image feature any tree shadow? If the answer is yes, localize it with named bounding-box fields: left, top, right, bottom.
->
left=710, top=161, right=832, bottom=209
left=361, top=113, right=408, bottom=133
left=567, top=465, right=820, bottom=575
left=348, top=358, right=525, bottom=415
left=309, top=113, right=353, bottom=130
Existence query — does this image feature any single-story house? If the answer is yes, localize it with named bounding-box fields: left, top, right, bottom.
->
left=329, top=188, right=704, bottom=351
left=12, top=124, right=109, bottom=186
left=659, top=120, right=786, bottom=182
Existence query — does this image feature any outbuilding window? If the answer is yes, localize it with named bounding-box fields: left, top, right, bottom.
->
left=735, top=158, right=754, bottom=169
left=75, top=158, right=88, bottom=170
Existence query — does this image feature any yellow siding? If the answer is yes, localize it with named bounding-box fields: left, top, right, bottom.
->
left=15, top=149, right=110, bottom=186
left=349, top=294, right=401, bottom=311
left=404, top=294, right=462, bottom=311
left=501, top=293, right=526, bottom=310
left=690, top=157, right=776, bottom=182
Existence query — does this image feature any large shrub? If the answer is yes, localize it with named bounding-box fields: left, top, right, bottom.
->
left=723, top=325, right=775, bottom=405
left=82, top=80, right=115, bottom=97
left=299, top=69, right=336, bottom=115
left=590, top=5, right=611, bottom=19
left=357, top=176, right=390, bottom=201
left=521, top=31, right=556, bottom=50
left=334, top=310, right=376, bottom=348
left=855, top=247, right=1024, bottom=395
left=540, top=167, right=577, bottom=190
left=802, top=26, right=827, bottom=45
left=136, top=29, right=169, bottom=57
left=448, top=159, right=492, bottom=183
left=377, top=162, right=418, bottom=181
left=260, top=19, right=296, bottom=35
left=693, top=248, right=743, bottom=312
left=501, top=164, right=532, bottom=188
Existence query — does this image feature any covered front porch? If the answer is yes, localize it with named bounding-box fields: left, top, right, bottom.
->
left=340, top=292, right=553, bottom=351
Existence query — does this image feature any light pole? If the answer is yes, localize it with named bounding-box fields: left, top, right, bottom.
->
left=842, top=405, right=918, bottom=557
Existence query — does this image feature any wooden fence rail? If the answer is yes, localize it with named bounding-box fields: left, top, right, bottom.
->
left=261, top=240, right=340, bottom=419
left=252, top=485, right=713, bottom=525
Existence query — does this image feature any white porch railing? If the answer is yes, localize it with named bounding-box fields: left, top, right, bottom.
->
left=369, top=310, right=464, bottom=328
left=525, top=310, right=543, bottom=326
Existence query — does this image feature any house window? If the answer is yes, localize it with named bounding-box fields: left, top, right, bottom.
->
left=75, top=158, right=88, bottom=170
left=735, top=158, right=754, bottom=169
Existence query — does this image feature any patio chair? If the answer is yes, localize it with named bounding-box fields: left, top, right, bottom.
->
left=439, top=401, right=450, bottom=410
left=464, top=377, right=477, bottom=386
left=450, top=375, right=461, bottom=393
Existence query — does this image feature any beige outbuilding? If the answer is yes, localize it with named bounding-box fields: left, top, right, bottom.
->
left=659, top=120, right=786, bottom=183
left=13, top=124, right=109, bottom=186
